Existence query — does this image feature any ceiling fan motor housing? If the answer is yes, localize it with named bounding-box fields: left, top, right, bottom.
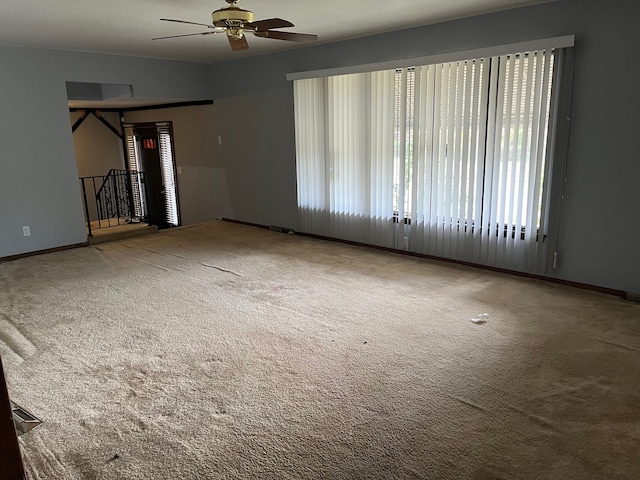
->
left=212, top=6, right=254, bottom=25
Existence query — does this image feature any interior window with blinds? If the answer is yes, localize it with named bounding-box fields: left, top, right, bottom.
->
left=294, top=48, right=561, bottom=272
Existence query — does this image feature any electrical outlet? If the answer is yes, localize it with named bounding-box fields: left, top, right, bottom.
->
left=218, top=136, right=223, bottom=145
left=22, top=226, right=31, bottom=237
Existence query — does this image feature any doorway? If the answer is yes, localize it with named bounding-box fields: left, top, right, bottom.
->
left=123, top=122, right=180, bottom=229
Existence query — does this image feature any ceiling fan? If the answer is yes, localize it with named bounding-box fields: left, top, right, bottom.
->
left=153, top=0, right=318, bottom=51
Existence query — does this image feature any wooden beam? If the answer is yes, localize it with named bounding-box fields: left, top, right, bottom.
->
left=69, top=99, right=213, bottom=113
left=71, top=110, right=88, bottom=133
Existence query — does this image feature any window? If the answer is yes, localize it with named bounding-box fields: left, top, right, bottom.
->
left=294, top=46, right=564, bottom=272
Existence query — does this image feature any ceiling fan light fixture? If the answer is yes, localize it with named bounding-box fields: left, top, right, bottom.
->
left=227, top=27, right=244, bottom=40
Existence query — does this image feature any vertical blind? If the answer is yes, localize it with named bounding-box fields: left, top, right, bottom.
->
left=294, top=48, right=559, bottom=272
left=157, top=124, right=180, bottom=227
left=123, top=125, right=146, bottom=219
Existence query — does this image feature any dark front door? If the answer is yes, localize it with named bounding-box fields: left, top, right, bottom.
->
left=137, top=128, right=169, bottom=229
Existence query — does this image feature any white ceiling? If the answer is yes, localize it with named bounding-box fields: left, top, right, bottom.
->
left=1, top=0, right=552, bottom=64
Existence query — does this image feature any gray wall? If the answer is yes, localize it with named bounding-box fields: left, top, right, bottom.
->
left=0, top=46, right=211, bottom=257
left=208, top=0, right=640, bottom=294
left=124, top=95, right=297, bottom=228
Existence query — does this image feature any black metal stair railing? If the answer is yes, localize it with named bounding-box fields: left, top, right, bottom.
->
left=79, top=169, right=147, bottom=236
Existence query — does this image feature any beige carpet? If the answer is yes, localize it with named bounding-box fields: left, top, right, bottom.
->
left=1, top=220, right=639, bottom=479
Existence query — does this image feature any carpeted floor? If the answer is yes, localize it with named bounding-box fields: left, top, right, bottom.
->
left=1, top=220, right=639, bottom=479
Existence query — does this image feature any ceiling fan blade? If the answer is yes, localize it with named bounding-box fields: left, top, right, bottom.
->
left=160, top=18, right=215, bottom=28
left=228, top=35, right=249, bottom=51
left=152, top=32, right=217, bottom=40
left=245, top=18, right=294, bottom=32
left=254, top=31, right=318, bottom=43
